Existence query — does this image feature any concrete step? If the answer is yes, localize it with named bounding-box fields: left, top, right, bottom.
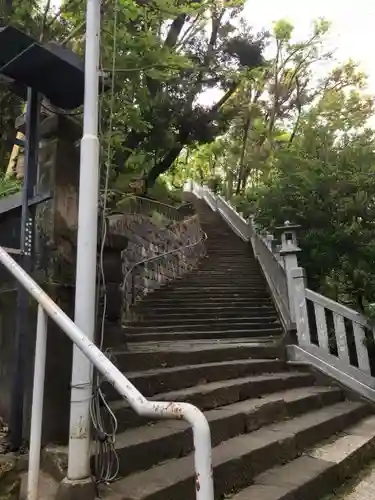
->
left=183, top=278, right=264, bottom=284
left=126, top=318, right=280, bottom=333
left=123, top=328, right=281, bottom=342
left=112, top=386, right=344, bottom=477
left=110, top=371, right=316, bottom=431
left=160, top=285, right=269, bottom=293
left=141, top=297, right=273, bottom=307
left=172, top=280, right=267, bottom=287
left=126, top=313, right=278, bottom=326
left=107, top=401, right=370, bottom=500
left=133, top=306, right=276, bottom=317
left=104, top=322, right=279, bottom=346
left=103, top=359, right=289, bottom=400
left=174, top=274, right=265, bottom=281
left=125, top=322, right=280, bottom=335
left=190, top=272, right=261, bottom=276
left=153, top=291, right=271, bottom=300
left=230, top=415, right=375, bottom=500
left=112, top=343, right=280, bottom=371
left=197, top=265, right=260, bottom=270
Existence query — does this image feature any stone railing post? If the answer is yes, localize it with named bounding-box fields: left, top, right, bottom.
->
left=290, top=267, right=310, bottom=345
left=265, top=232, right=274, bottom=251
left=248, top=216, right=255, bottom=250
left=277, top=222, right=301, bottom=324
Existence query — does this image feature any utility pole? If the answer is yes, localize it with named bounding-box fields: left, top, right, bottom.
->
left=66, top=0, right=101, bottom=484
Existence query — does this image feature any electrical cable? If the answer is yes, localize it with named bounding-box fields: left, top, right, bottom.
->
left=89, top=0, right=120, bottom=485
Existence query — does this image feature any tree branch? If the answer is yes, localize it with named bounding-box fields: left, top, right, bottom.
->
left=164, top=14, right=187, bottom=48
left=40, top=0, right=52, bottom=42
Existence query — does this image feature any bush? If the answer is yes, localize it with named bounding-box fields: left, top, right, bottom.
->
left=0, top=175, right=21, bottom=199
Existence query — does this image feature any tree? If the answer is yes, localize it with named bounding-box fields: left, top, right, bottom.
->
left=181, top=17, right=375, bottom=307
left=249, top=79, right=375, bottom=309
left=0, top=0, right=76, bottom=177
left=83, top=0, right=264, bottom=192
left=1, top=1, right=265, bottom=193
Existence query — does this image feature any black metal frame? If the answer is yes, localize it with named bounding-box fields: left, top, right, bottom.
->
left=8, top=88, right=40, bottom=450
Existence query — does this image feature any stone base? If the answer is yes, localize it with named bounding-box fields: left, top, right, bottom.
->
left=55, top=477, right=97, bottom=500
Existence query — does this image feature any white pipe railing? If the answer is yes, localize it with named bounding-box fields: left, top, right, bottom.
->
left=0, top=247, right=214, bottom=500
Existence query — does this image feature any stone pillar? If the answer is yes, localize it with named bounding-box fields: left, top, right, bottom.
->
left=290, top=267, right=311, bottom=346
left=277, top=222, right=301, bottom=324
left=0, top=115, right=82, bottom=445
left=34, top=114, right=82, bottom=284
left=29, top=114, right=82, bottom=444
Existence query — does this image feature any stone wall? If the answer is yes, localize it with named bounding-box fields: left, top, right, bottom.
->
left=108, top=211, right=206, bottom=318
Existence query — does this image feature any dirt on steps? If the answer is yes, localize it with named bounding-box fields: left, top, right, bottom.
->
left=325, top=458, right=375, bottom=500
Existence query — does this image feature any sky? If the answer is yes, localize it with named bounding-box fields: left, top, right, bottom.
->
left=51, top=0, right=375, bottom=93
left=243, top=0, right=375, bottom=92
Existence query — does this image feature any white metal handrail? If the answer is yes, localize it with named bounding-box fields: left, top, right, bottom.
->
left=0, top=247, right=214, bottom=500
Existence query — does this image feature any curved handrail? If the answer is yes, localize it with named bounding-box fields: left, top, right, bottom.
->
left=0, top=247, right=214, bottom=500
left=101, top=190, right=194, bottom=221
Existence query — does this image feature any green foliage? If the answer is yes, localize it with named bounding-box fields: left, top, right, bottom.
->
left=0, top=175, right=21, bottom=198
left=182, top=17, right=375, bottom=308
left=273, top=19, right=294, bottom=41
left=206, top=175, right=222, bottom=193
left=1, top=0, right=266, bottom=189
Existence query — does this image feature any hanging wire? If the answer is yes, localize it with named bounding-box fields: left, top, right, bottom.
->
left=90, top=0, right=120, bottom=485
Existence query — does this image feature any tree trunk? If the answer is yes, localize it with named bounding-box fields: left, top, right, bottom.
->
left=235, top=114, right=251, bottom=195
left=145, top=144, right=184, bottom=191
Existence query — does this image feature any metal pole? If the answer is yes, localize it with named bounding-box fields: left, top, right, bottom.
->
left=9, top=88, right=40, bottom=450
left=27, top=305, right=47, bottom=500
left=67, top=0, right=101, bottom=480
left=0, top=246, right=214, bottom=500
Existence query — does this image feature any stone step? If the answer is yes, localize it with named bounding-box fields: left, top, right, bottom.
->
left=199, top=263, right=259, bottom=268
left=112, top=386, right=344, bottom=477
left=125, top=322, right=280, bottom=335
left=107, top=401, right=370, bottom=500
left=230, top=415, right=375, bottom=500
left=153, top=290, right=271, bottom=299
left=126, top=315, right=279, bottom=329
left=124, top=328, right=281, bottom=342
left=141, top=297, right=273, bottom=306
left=127, top=312, right=278, bottom=325
left=134, top=306, right=276, bottom=317
left=184, top=277, right=263, bottom=283
left=204, top=258, right=255, bottom=263
left=173, top=279, right=267, bottom=287
left=103, top=359, right=288, bottom=400
left=176, top=273, right=264, bottom=279
left=193, top=270, right=260, bottom=274
left=112, top=343, right=280, bottom=372
left=110, top=371, right=316, bottom=431
left=162, top=285, right=269, bottom=292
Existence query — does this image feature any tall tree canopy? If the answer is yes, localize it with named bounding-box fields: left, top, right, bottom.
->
left=0, top=0, right=265, bottom=191
left=181, top=18, right=375, bottom=309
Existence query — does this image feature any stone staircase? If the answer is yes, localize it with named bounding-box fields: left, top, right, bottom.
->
left=101, top=198, right=375, bottom=500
